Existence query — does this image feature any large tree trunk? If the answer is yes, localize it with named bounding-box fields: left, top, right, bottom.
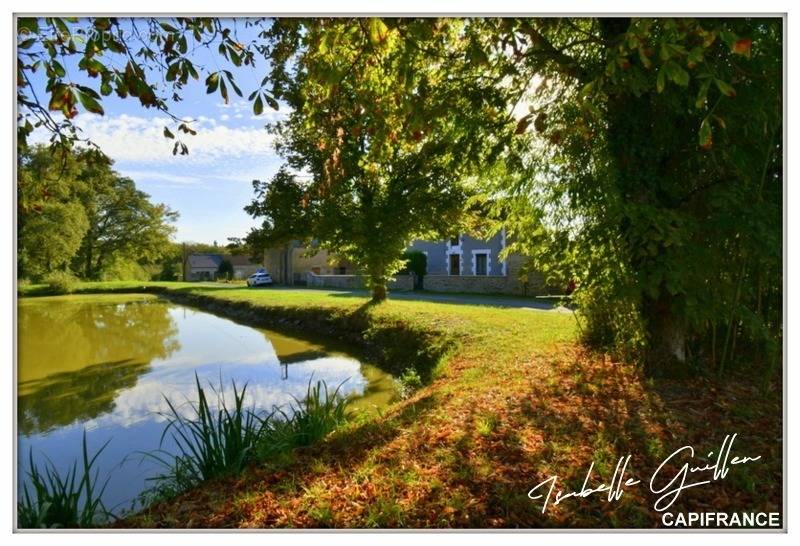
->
left=366, top=257, right=389, bottom=302
left=370, top=281, right=387, bottom=302
left=599, top=18, right=690, bottom=376
left=643, top=289, right=688, bottom=377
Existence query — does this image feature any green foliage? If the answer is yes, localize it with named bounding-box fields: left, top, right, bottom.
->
left=73, top=173, right=178, bottom=279
left=43, top=270, right=79, bottom=295
left=478, top=18, right=782, bottom=373
left=144, top=375, right=352, bottom=500
left=246, top=19, right=504, bottom=301
left=18, top=432, right=111, bottom=528
left=18, top=201, right=88, bottom=281
left=395, top=367, right=424, bottom=398
left=98, top=257, right=152, bottom=282
left=400, top=251, right=427, bottom=280
left=257, top=379, right=351, bottom=457
left=17, top=145, right=178, bottom=281
left=18, top=17, right=782, bottom=374
left=17, top=17, right=273, bottom=152
left=154, top=259, right=180, bottom=281
left=217, top=259, right=234, bottom=280
left=244, top=166, right=313, bottom=249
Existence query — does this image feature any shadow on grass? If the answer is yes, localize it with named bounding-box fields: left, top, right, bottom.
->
left=118, top=344, right=782, bottom=529
left=427, top=350, right=783, bottom=528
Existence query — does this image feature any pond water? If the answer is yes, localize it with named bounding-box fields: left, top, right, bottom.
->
left=17, top=294, right=396, bottom=514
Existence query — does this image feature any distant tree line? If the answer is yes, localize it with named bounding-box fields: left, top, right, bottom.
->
left=18, top=145, right=178, bottom=282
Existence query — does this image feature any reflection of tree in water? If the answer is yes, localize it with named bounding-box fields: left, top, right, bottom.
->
left=18, top=299, right=180, bottom=435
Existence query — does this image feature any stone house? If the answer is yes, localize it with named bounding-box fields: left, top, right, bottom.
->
left=186, top=253, right=262, bottom=281
left=186, top=253, right=223, bottom=281
left=262, top=231, right=547, bottom=295
left=407, top=231, right=546, bottom=295
left=227, top=254, right=262, bottom=280
left=262, top=242, right=353, bottom=285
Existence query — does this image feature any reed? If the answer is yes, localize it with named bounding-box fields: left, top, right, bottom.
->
left=18, top=431, right=111, bottom=528
left=144, top=374, right=266, bottom=496
left=258, top=378, right=351, bottom=457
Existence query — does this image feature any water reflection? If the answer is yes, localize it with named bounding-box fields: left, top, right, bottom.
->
left=18, top=295, right=180, bottom=435
left=17, top=294, right=396, bottom=512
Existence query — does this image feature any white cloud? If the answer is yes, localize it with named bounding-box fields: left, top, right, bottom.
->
left=215, top=99, right=250, bottom=113
left=33, top=113, right=278, bottom=165
left=119, top=170, right=203, bottom=186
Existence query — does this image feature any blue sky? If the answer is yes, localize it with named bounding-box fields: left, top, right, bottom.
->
left=27, top=18, right=288, bottom=244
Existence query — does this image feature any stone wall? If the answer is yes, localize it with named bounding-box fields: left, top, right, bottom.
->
left=423, top=270, right=548, bottom=296
left=306, top=273, right=413, bottom=292
left=388, top=274, right=414, bottom=291
left=303, top=262, right=551, bottom=296
left=306, top=273, right=365, bottom=290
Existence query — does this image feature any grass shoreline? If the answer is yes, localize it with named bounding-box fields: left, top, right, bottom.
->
left=18, top=282, right=782, bottom=528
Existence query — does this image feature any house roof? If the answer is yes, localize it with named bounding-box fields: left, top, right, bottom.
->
left=188, top=254, right=223, bottom=269
left=225, top=254, right=256, bottom=266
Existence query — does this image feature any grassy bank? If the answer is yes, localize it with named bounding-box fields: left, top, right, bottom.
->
left=19, top=282, right=782, bottom=528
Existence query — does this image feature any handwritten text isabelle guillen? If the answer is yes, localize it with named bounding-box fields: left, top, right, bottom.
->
left=527, top=433, right=762, bottom=514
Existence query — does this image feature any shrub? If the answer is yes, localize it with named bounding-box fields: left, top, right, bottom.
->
left=395, top=367, right=423, bottom=398
left=217, top=260, right=234, bottom=281
left=153, top=259, right=180, bottom=281
left=43, top=271, right=78, bottom=295
left=400, top=251, right=427, bottom=288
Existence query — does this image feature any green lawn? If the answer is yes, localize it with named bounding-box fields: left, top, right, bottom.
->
left=19, top=282, right=782, bottom=528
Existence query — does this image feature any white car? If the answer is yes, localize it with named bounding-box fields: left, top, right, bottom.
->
left=247, top=272, right=273, bottom=287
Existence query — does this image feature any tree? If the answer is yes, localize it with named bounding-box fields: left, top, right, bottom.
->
left=155, top=258, right=180, bottom=281
left=252, top=19, right=504, bottom=301
left=217, top=259, right=234, bottom=280
left=470, top=18, right=782, bottom=374
left=18, top=201, right=88, bottom=280
left=400, top=250, right=427, bottom=289
left=74, top=175, right=178, bottom=278
left=18, top=17, right=783, bottom=374
left=16, top=17, right=276, bottom=154
left=17, top=145, right=178, bottom=280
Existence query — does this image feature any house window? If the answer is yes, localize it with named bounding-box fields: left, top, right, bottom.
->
left=450, top=236, right=460, bottom=247
left=335, top=266, right=346, bottom=275
left=475, top=253, right=488, bottom=275
left=449, top=254, right=460, bottom=275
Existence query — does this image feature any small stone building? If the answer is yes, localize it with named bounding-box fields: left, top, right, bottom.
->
left=228, top=254, right=261, bottom=280
left=186, top=254, right=222, bottom=281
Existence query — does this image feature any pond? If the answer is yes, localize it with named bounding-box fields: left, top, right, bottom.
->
left=17, top=294, right=396, bottom=515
